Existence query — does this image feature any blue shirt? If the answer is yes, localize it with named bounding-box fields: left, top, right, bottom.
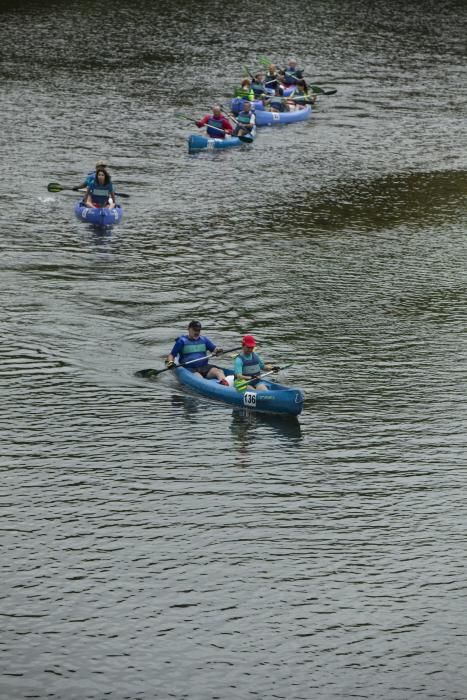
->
left=234, top=351, right=265, bottom=376
left=170, top=334, right=216, bottom=369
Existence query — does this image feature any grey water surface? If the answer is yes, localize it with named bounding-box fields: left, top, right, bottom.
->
left=1, top=1, right=467, bottom=698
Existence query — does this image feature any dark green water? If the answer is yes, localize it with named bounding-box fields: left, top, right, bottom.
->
left=1, top=1, right=466, bottom=698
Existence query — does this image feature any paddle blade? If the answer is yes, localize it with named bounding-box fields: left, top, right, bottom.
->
left=310, top=85, right=337, bottom=96
left=135, top=368, right=163, bottom=379
left=239, top=134, right=254, bottom=143
left=47, top=182, right=64, bottom=192
left=259, top=56, right=272, bottom=67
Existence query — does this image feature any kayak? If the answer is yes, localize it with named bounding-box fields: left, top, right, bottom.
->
left=188, top=127, right=256, bottom=152
left=255, top=103, right=312, bottom=126
left=74, top=201, right=123, bottom=227
left=175, top=366, right=304, bottom=416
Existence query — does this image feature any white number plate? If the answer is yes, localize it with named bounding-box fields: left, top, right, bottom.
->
left=243, top=391, right=256, bottom=407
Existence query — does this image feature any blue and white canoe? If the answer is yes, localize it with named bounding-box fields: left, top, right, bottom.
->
left=255, top=103, right=312, bottom=127
left=175, top=366, right=304, bottom=416
left=188, top=127, right=256, bottom=153
left=74, top=201, right=123, bottom=227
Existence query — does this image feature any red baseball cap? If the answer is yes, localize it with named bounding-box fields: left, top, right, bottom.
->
left=242, top=334, right=256, bottom=348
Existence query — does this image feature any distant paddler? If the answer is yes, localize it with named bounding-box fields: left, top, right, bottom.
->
left=264, top=63, right=282, bottom=91
left=232, top=101, right=256, bottom=138
left=282, top=58, right=304, bottom=86
left=290, top=79, right=316, bottom=105
left=250, top=72, right=267, bottom=98
left=83, top=168, right=116, bottom=209
left=234, top=78, right=255, bottom=101
left=73, top=158, right=109, bottom=192
left=196, top=105, right=234, bottom=139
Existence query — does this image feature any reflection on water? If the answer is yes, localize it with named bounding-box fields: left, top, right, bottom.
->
left=170, top=391, right=200, bottom=419
left=230, top=408, right=303, bottom=444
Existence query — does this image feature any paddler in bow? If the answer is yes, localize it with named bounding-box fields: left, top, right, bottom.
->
left=233, top=335, right=277, bottom=392
left=83, top=168, right=116, bottom=209
left=232, top=101, right=256, bottom=138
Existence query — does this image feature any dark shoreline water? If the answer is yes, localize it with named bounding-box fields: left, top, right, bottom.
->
left=1, top=1, right=467, bottom=698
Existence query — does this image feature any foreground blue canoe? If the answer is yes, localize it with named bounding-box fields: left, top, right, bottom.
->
left=175, top=366, right=304, bottom=416
left=74, top=201, right=123, bottom=227
left=188, top=127, right=256, bottom=152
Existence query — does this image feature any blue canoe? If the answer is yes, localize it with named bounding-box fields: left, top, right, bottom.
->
left=255, top=103, right=312, bottom=126
left=74, top=201, right=123, bottom=227
left=230, top=99, right=312, bottom=125
left=175, top=366, right=304, bottom=416
left=188, top=127, right=256, bottom=152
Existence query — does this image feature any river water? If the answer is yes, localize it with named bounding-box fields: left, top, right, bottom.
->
left=1, top=1, right=466, bottom=698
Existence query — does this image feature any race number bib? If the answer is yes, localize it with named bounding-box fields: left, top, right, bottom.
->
left=243, top=391, right=256, bottom=407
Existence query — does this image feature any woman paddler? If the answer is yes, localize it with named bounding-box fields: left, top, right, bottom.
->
left=83, top=168, right=116, bottom=209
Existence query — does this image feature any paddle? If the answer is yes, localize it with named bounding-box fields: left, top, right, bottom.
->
left=234, top=363, right=293, bottom=391
left=135, top=346, right=243, bottom=380
left=47, top=182, right=130, bottom=198
left=176, top=112, right=252, bottom=143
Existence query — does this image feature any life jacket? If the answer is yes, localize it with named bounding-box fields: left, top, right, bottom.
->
left=251, top=81, right=265, bottom=97
left=283, top=67, right=303, bottom=85
left=237, top=352, right=261, bottom=376
left=269, top=95, right=285, bottom=112
left=236, top=87, right=255, bottom=101
left=236, top=110, right=253, bottom=125
left=89, top=181, right=113, bottom=206
left=206, top=116, right=226, bottom=138
left=265, top=74, right=279, bottom=91
left=179, top=335, right=208, bottom=367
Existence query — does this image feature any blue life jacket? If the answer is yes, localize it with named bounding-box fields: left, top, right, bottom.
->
left=179, top=335, right=208, bottom=367
left=85, top=171, right=95, bottom=187
left=283, top=67, right=303, bottom=85
left=89, top=181, right=113, bottom=206
left=238, top=352, right=261, bottom=376
left=207, top=117, right=225, bottom=138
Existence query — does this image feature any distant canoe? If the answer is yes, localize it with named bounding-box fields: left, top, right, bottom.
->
left=254, top=103, right=312, bottom=126
left=74, top=202, right=123, bottom=227
left=188, top=127, right=256, bottom=152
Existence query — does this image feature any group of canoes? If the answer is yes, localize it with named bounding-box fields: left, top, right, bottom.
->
left=48, top=58, right=329, bottom=415
left=187, top=58, right=319, bottom=153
